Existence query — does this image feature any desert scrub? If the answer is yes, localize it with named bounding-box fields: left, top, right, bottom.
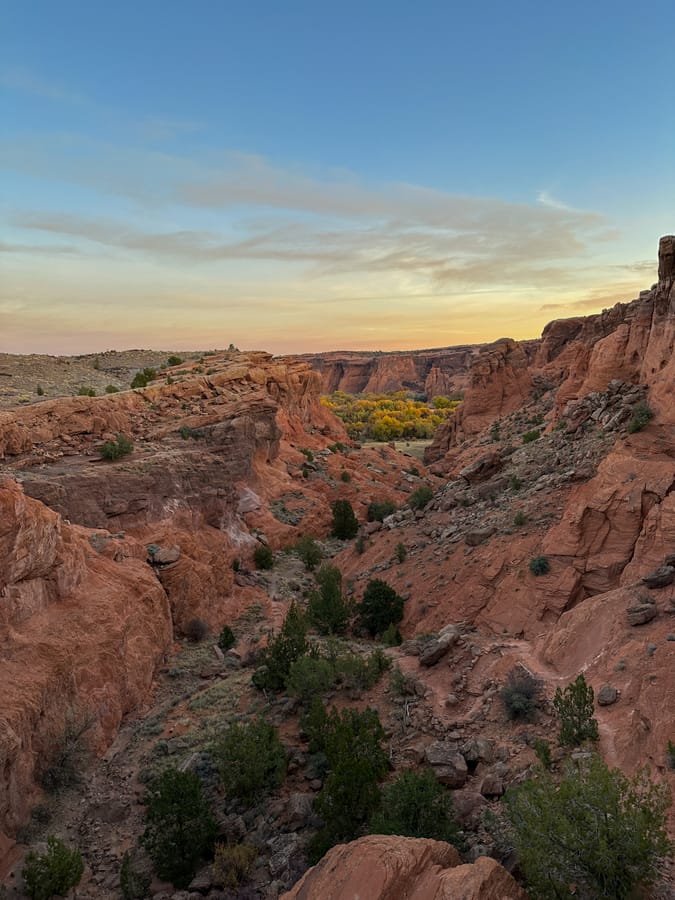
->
left=501, top=667, right=544, bottom=721
left=212, top=719, right=286, bottom=803
left=529, top=555, right=550, bottom=576
left=100, top=433, right=133, bottom=461
left=522, top=429, right=541, bottom=443
left=628, top=401, right=654, bottom=433
left=22, top=836, right=84, bottom=900
left=253, top=543, right=274, bottom=570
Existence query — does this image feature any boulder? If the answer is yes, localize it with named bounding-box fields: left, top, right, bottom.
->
left=419, top=625, right=460, bottom=667
left=281, top=836, right=527, bottom=900
left=425, top=741, right=468, bottom=787
left=597, top=684, right=618, bottom=706
left=627, top=599, right=658, bottom=626
left=641, top=565, right=675, bottom=589
left=480, top=773, right=505, bottom=797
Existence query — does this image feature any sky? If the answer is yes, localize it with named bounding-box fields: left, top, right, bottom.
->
left=1, top=0, right=674, bottom=355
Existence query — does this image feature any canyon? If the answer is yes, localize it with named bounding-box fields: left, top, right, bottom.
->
left=0, top=238, right=673, bottom=898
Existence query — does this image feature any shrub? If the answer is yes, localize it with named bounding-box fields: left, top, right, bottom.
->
left=370, top=769, right=461, bottom=844
left=119, top=851, right=151, bottom=900
left=409, top=485, right=433, bottom=510
left=300, top=447, right=314, bottom=461
left=307, top=564, right=351, bottom=635
left=628, top=401, right=654, bottom=433
left=509, top=474, right=523, bottom=490
left=333, top=647, right=390, bottom=690
left=286, top=655, right=335, bottom=703
left=253, top=543, right=274, bottom=570
left=252, top=602, right=308, bottom=691
left=167, top=355, right=183, bottom=366
left=184, top=617, right=209, bottom=642
left=77, top=385, right=96, bottom=396
left=513, top=511, right=526, bottom=526
left=501, top=667, right=544, bottom=721
left=213, top=719, right=286, bottom=804
left=529, top=555, right=550, bottom=576
left=367, top=499, right=396, bottom=522
left=131, top=367, right=157, bottom=388
left=381, top=623, right=403, bottom=646
left=100, top=433, right=134, bottom=461
left=36, top=384, right=44, bottom=396
left=358, top=579, right=405, bottom=637
left=395, top=542, right=407, bottom=563
left=503, top=755, right=671, bottom=899
left=553, top=674, right=599, bottom=746
left=212, top=842, right=256, bottom=891
left=294, top=535, right=322, bottom=571
left=141, top=768, right=216, bottom=888
left=217, top=625, right=236, bottom=652
left=533, top=737, right=552, bottom=770
left=105, top=384, right=119, bottom=393
left=522, top=429, right=540, bottom=443
left=22, top=836, right=84, bottom=900
left=355, top=534, right=366, bottom=554
left=668, top=740, right=675, bottom=770
left=340, top=470, right=351, bottom=483
left=331, top=499, right=359, bottom=539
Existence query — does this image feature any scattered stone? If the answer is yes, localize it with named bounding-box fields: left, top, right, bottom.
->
left=419, top=625, right=459, bottom=666
left=480, top=773, right=504, bottom=797
left=464, top=527, right=495, bottom=547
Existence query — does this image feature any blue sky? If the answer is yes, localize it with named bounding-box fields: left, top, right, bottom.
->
left=1, top=0, right=674, bottom=353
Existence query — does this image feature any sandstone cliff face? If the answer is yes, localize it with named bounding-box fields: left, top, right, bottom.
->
left=298, top=346, right=485, bottom=398
left=282, top=836, right=527, bottom=900
left=0, top=478, right=171, bottom=844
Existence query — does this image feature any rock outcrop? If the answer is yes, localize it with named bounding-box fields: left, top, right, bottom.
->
left=0, top=478, right=171, bottom=846
left=282, top=835, right=527, bottom=900
left=298, top=345, right=485, bottom=398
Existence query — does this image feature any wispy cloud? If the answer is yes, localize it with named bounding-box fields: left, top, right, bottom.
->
left=0, top=66, right=86, bottom=105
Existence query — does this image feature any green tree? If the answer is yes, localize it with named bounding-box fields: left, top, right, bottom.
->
left=286, top=655, right=335, bottom=703
left=367, top=499, right=396, bottom=522
left=503, top=756, right=671, bottom=899
left=252, top=601, right=309, bottom=691
left=294, top=535, right=323, bottom=571
left=310, top=706, right=388, bottom=859
left=213, top=718, right=287, bottom=804
left=141, top=768, right=216, bottom=888
left=307, top=564, right=352, bottom=634
left=370, top=769, right=461, bottom=845
left=331, top=499, right=359, bottom=539
left=217, top=625, right=236, bottom=652
left=358, top=578, right=404, bottom=637
left=22, top=836, right=84, bottom=900
left=553, top=674, right=599, bottom=746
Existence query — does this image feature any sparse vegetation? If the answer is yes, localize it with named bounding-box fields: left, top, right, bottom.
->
left=166, top=355, right=183, bottom=366
left=330, top=498, right=359, bottom=539
left=253, top=543, right=274, bottom=570
left=213, top=719, right=287, bottom=804
left=340, top=469, right=351, bottom=482
left=529, top=554, right=550, bottom=576
left=184, top=617, right=209, bottom=642
left=381, top=623, right=403, bottom=646
left=553, top=673, right=599, bottom=746
left=119, top=851, right=151, bottom=900
left=513, top=510, right=526, bottom=526
left=141, top=767, right=216, bottom=888
left=357, top=578, right=405, bottom=637
left=217, top=625, right=236, bottom=652
left=212, top=842, right=257, bottom=891
left=522, top=429, right=541, bottom=443
left=533, top=737, right=553, bottom=770
left=367, top=499, right=396, bottom=522
left=105, top=384, right=119, bottom=393
left=395, top=542, right=407, bottom=563
left=36, top=384, right=44, bottom=396
left=130, top=367, right=157, bottom=388
left=307, top=564, right=352, bottom=634
left=294, top=534, right=322, bottom=571
left=628, top=401, right=654, bottom=433
left=22, top=836, right=84, bottom=900
left=77, top=385, right=96, bottom=396
left=100, top=433, right=134, bottom=461
left=370, top=768, right=461, bottom=845
left=667, top=740, right=675, bottom=770
left=252, top=601, right=308, bottom=691
left=503, top=755, right=671, bottom=900
left=501, top=667, right=544, bottom=721
left=409, top=485, right=433, bottom=510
